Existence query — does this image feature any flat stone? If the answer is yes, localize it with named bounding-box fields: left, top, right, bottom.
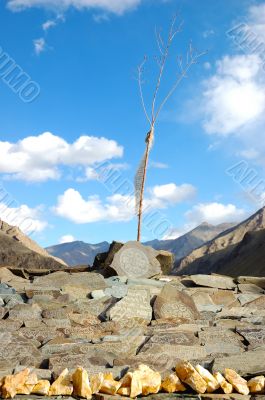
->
left=244, top=295, right=265, bottom=309
left=238, top=284, right=264, bottom=294
left=25, top=287, right=61, bottom=299
left=0, top=319, right=23, bottom=331
left=212, top=350, right=265, bottom=376
left=140, top=343, right=207, bottom=361
left=43, top=318, right=71, bottom=328
left=109, top=288, right=152, bottom=322
left=127, top=278, right=165, bottom=288
left=62, top=325, right=112, bottom=340
left=237, top=276, right=265, bottom=289
left=110, top=241, right=161, bottom=279
left=149, top=332, right=199, bottom=346
left=199, top=328, right=244, bottom=346
left=49, top=353, right=116, bottom=372
left=211, top=290, right=238, bottom=307
left=204, top=342, right=244, bottom=355
left=215, top=307, right=255, bottom=319
left=18, top=327, right=64, bottom=344
left=8, top=303, right=42, bottom=321
left=33, top=271, right=107, bottom=291
left=189, top=274, right=236, bottom=290
left=154, top=283, right=200, bottom=321
left=73, top=297, right=114, bottom=319
left=237, top=327, right=265, bottom=349
left=237, top=293, right=262, bottom=306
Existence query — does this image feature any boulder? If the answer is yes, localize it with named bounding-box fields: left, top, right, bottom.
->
left=175, top=361, right=207, bottom=394
left=72, top=367, right=92, bottom=399
left=48, top=368, right=73, bottom=396
left=154, top=283, right=200, bottom=321
left=161, top=373, right=186, bottom=393
left=224, top=368, right=249, bottom=395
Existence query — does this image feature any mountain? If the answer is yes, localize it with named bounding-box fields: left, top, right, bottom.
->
left=0, top=219, right=67, bottom=269
left=46, top=223, right=234, bottom=267
left=145, top=222, right=234, bottom=262
left=46, top=241, right=110, bottom=266
left=176, top=207, right=265, bottom=276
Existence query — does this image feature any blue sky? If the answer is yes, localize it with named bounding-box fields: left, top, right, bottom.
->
left=0, top=0, right=265, bottom=247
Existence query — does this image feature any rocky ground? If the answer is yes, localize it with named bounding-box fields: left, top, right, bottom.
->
left=1, top=265, right=265, bottom=399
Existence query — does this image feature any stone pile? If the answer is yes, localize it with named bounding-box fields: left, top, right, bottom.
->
left=1, top=258, right=265, bottom=398
left=1, top=362, right=264, bottom=398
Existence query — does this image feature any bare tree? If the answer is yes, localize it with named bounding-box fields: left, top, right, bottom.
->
left=135, top=15, right=205, bottom=242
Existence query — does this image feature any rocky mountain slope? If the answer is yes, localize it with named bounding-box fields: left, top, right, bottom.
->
left=145, top=222, right=234, bottom=262
left=0, top=219, right=67, bottom=270
left=176, top=207, right=265, bottom=276
left=46, top=241, right=110, bottom=266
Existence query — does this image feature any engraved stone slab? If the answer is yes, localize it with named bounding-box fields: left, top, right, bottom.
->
left=150, top=332, right=199, bottom=346
left=109, top=288, right=152, bottom=322
left=212, top=350, right=265, bottom=376
left=237, top=327, right=265, bottom=349
left=153, top=284, right=200, bottom=321
left=33, top=271, right=107, bottom=291
left=189, top=274, right=236, bottom=290
left=139, top=343, right=207, bottom=362
left=110, top=241, right=161, bottom=279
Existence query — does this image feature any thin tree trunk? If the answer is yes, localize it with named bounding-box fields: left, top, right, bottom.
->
left=137, top=129, right=153, bottom=242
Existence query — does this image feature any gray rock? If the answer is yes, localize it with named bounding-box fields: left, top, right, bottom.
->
left=109, top=288, right=152, bottom=322
left=237, top=276, right=265, bottom=289
left=189, top=274, right=236, bottom=290
left=154, top=283, right=201, bottom=321
left=91, top=289, right=106, bottom=300
left=238, top=283, right=264, bottom=294
left=110, top=241, right=162, bottom=279
left=212, top=349, right=265, bottom=376
left=104, top=284, right=128, bottom=299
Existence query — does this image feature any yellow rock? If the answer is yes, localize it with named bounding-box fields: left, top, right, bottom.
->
left=32, top=380, right=50, bottom=395
left=118, top=372, right=133, bottom=397
left=16, top=372, right=38, bottom=394
left=118, top=386, right=131, bottom=396
left=129, top=364, right=161, bottom=398
left=175, top=361, right=207, bottom=394
left=248, top=376, right=265, bottom=393
left=1, top=368, right=30, bottom=398
left=99, top=373, right=121, bottom=395
left=213, top=372, right=233, bottom=394
left=130, top=371, right=143, bottom=398
left=224, top=368, right=249, bottom=395
left=90, top=373, right=104, bottom=394
left=72, top=367, right=92, bottom=399
left=195, top=365, right=219, bottom=393
left=161, top=373, right=186, bottom=393
left=49, top=368, right=73, bottom=396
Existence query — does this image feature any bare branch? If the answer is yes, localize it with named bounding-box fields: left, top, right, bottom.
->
left=137, top=57, right=151, bottom=125
left=154, top=51, right=205, bottom=123
left=151, top=15, right=182, bottom=125
left=155, top=26, right=164, bottom=55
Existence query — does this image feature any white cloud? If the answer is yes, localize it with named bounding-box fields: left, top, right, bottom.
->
left=248, top=3, right=265, bottom=40
left=0, top=203, right=47, bottom=235
left=59, top=234, right=75, bottom=243
left=185, top=202, right=246, bottom=226
left=203, top=29, right=215, bottom=38
left=42, top=20, right=57, bottom=31
left=150, top=161, right=169, bottom=169
left=7, top=0, right=142, bottom=15
left=0, top=132, right=123, bottom=182
left=33, top=37, right=46, bottom=55
left=42, top=14, right=65, bottom=31
left=54, top=182, right=196, bottom=224
left=202, top=54, right=265, bottom=136
left=150, top=183, right=196, bottom=205
left=162, top=228, right=183, bottom=240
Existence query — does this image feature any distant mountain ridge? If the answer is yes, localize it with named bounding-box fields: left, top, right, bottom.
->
left=176, top=206, right=265, bottom=276
left=145, top=222, right=235, bottom=262
left=46, top=241, right=110, bottom=266
left=46, top=222, right=234, bottom=267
